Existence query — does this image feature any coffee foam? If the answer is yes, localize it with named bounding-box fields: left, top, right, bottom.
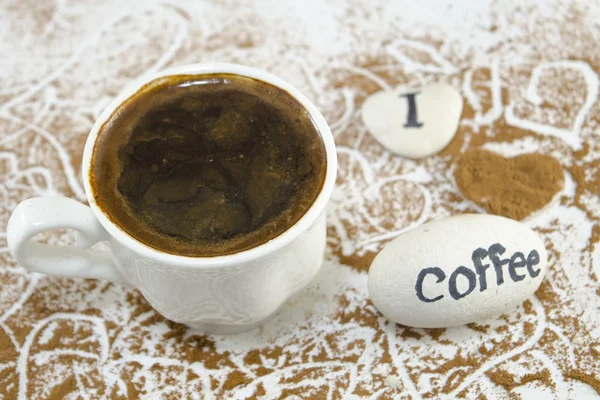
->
left=90, top=74, right=327, bottom=257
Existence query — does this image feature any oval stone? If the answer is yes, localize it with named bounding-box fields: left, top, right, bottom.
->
left=368, top=214, right=547, bottom=328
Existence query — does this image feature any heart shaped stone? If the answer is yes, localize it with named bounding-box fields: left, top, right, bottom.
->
left=454, top=149, right=564, bottom=220
left=361, top=83, right=463, bottom=159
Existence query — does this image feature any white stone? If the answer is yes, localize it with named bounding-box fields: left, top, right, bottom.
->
left=368, top=214, right=547, bottom=328
left=361, top=83, right=463, bottom=159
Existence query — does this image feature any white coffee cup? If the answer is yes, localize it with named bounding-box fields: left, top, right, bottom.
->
left=6, top=64, right=337, bottom=334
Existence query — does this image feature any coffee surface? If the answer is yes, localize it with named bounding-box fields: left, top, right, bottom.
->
left=91, top=74, right=326, bottom=256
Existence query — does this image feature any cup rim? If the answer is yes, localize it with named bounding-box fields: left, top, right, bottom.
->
left=81, top=63, right=337, bottom=268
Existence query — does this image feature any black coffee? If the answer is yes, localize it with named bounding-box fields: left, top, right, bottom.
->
left=91, top=74, right=327, bottom=257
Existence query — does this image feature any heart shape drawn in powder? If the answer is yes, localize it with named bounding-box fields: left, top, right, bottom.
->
left=454, top=149, right=564, bottom=220
left=504, top=60, right=599, bottom=150
left=330, top=149, right=429, bottom=264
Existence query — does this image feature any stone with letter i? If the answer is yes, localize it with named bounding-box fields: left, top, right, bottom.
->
left=361, top=83, right=463, bottom=159
left=400, top=92, right=423, bottom=128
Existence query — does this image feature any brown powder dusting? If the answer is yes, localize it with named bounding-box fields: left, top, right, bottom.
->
left=337, top=251, right=377, bottom=273
left=48, top=376, right=77, bottom=399
left=248, top=383, right=266, bottom=399
left=401, top=327, right=424, bottom=340
left=244, top=349, right=262, bottom=365
left=486, top=369, right=518, bottom=391
left=535, top=280, right=560, bottom=305
left=519, top=371, right=553, bottom=389
left=566, top=371, right=600, bottom=394
left=2, top=1, right=600, bottom=399
left=125, top=374, right=142, bottom=399
left=434, top=351, right=481, bottom=393
left=126, top=291, right=154, bottom=320
left=523, top=321, right=535, bottom=336
left=486, top=369, right=552, bottom=392
left=478, top=344, right=491, bottom=356
left=163, top=320, right=187, bottom=339
left=0, top=329, right=17, bottom=370
left=183, top=335, right=219, bottom=366
left=467, top=323, right=490, bottom=334
left=139, top=312, right=164, bottom=327
left=454, top=149, right=564, bottom=220
left=426, top=328, right=447, bottom=342
left=222, top=371, right=251, bottom=391
left=337, top=297, right=381, bottom=329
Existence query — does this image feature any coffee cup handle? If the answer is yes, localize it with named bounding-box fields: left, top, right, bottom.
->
left=7, top=196, right=129, bottom=286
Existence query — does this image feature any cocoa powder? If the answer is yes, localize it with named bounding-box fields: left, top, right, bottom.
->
left=1, top=1, right=599, bottom=398
left=454, top=149, right=565, bottom=220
